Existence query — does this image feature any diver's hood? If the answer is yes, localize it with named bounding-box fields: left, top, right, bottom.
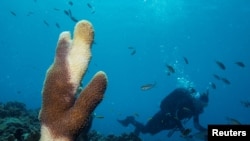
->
left=192, top=92, right=209, bottom=103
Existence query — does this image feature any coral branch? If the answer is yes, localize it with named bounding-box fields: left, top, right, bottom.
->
left=39, top=20, right=107, bottom=141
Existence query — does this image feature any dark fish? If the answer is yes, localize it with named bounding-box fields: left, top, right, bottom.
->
left=209, top=82, right=216, bottom=89
left=221, top=77, right=230, bottom=85
left=166, top=65, right=175, bottom=73
left=68, top=9, right=72, bottom=16
left=53, top=8, right=60, bottom=11
left=87, top=3, right=93, bottom=9
left=87, top=3, right=95, bottom=14
left=166, top=72, right=171, bottom=76
left=128, top=46, right=136, bottom=55
left=70, top=16, right=78, bottom=22
left=26, top=11, right=34, bottom=16
left=68, top=1, right=73, bottom=6
left=10, top=11, right=16, bottom=16
left=55, top=22, right=60, bottom=28
left=213, top=74, right=221, bottom=80
left=64, top=10, right=70, bottom=16
left=140, top=82, right=156, bottom=91
left=91, top=10, right=96, bottom=14
left=128, top=46, right=134, bottom=49
left=235, top=61, right=245, bottom=68
left=215, top=61, right=226, bottom=70
left=64, top=9, right=77, bottom=22
left=183, top=56, right=189, bottom=64
left=240, top=100, right=250, bottom=108
left=43, top=20, right=49, bottom=27
left=130, top=49, right=136, bottom=55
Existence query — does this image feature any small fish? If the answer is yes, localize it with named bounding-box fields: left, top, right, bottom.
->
left=86, top=3, right=96, bottom=14
left=215, top=61, right=226, bottom=70
left=64, top=9, right=78, bottom=22
left=166, top=64, right=175, bottom=74
left=226, top=117, right=241, bottom=125
left=128, top=46, right=136, bottom=55
left=64, top=10, right=70, bottom=16
left=221, top=77, right=231, bottom=85
left=53, top=8, right=60, bottom=11
left=183, top=57, right=189, bottom=64
left=68, top=1, right=73, bottom=6
left=10, top=11, right=16, bottom=16
left=235, top=61, right=245, bottom=68
left=68, top=9, right=72, bottom=16
left=128, top=46, right=134, bottom=49
left=130, top=49, right=136, bottom=55
left=43, top=20, right=49, bottom=27
left=93, top=112, right=104, bottom=119
left=166, top=72, right=171, bottom=76
left=95, top=115, right=104, bottom=119
left=26, top=11, right=34, bottom=16
left=70, top=16, right=78, bottom=22
left=91, top=10, right=96, bottom=14
left=140, top=82, right=156, bottom=91
left=213, top=74, right=221, bottom=80
left=240, top=100, right=250, bottom=108
left=55, top=22, right=60, bottom=28
left=87, top=3, right=93, bottom=9
left=209, top=82, right=216, bottom=89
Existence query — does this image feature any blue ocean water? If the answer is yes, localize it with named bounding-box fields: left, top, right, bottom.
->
left=0, top=0, right=249, bottom=140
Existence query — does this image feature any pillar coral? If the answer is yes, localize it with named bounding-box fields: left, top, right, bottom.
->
left=39, top=20, right=108, bottom=141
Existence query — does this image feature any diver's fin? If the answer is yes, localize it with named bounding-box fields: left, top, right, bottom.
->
left=117, top=116, right=135, bottom=127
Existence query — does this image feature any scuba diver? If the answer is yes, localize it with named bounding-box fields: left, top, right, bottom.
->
left=117, top=87, right=209, bottom=137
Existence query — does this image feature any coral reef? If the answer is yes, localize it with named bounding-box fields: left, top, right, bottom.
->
left=0, top=101, right=143, bottom=141
left=39, top=20, right=108, bottom=141
left=0, top=101, right=40, bottom=141
left=76, top=130, right=142, bottom=141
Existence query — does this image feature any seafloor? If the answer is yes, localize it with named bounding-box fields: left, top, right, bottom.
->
left=0, top=101, right=142, bottom=141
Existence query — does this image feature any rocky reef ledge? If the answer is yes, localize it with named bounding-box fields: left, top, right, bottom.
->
left=0, top=101, right=142, bottom=141
left=0, top=101, right=40, bottom=141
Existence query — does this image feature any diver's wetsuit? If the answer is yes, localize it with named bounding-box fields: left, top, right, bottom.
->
left=118, top=88, right=207, bottom=136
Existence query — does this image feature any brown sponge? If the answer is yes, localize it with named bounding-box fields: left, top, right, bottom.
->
left=39, top=20, right=107, bottom=141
